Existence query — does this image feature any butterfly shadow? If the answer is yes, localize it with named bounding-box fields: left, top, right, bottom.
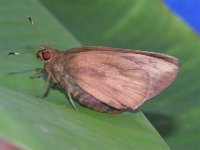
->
left=144, top=112, right=176, bottom=138
left=123, top=105, right=176, bottom=138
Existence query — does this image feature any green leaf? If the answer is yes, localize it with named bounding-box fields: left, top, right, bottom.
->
left=38, top=0, right=200, bottom=150
left=0, top=0, right=170, bottom=150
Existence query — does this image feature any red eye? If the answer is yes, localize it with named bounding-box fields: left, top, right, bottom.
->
left=42, top=51, right=52, bottom=61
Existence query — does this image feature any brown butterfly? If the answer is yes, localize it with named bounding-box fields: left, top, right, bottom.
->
left=35, top=45, right=179, bottom=114
left=9, top=17, right=178, bottom=114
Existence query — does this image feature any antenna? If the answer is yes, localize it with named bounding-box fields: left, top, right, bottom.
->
left=6, top=17, right=47, bottom=57
left=28, top=16, right=48, bottom=46
left=7, top=52, right=28, bottom=56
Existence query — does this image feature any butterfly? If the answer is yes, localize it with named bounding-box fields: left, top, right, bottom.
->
left=35, top=45, right=178, bottom=113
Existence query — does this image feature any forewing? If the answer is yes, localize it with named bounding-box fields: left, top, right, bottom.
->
left=66, top=52, right=150, bottom=109
left=66, top=46, right=179, bottom=100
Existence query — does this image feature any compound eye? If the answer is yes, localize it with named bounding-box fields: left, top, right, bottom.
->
left=42, top=50, right=52, bottom=61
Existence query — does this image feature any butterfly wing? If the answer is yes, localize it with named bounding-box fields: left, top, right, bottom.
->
left=65, top=51, right=149, bottom=109
left=65, top=46, right=178, bottom=109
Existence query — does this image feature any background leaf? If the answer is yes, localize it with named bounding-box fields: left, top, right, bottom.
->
left=38, top=0, right=200, bottom=150
left=0, top=0, right=171, bottom=150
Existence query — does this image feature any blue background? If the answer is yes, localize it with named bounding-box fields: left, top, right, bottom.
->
left=164, top=0, right=200, bottom=35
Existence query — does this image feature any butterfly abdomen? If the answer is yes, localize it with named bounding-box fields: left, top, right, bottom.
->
left=66, top=78, right=121, bottom=114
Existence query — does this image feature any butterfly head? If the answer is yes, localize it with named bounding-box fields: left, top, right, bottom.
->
left=36, top=47, right=53, bottom=62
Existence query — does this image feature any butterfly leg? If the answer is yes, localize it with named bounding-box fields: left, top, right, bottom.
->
left=67, top=92, right=77, bottom=111
left=38, top=74, right=51, bottom=98
left=30, top=68, right=45, bottom=79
